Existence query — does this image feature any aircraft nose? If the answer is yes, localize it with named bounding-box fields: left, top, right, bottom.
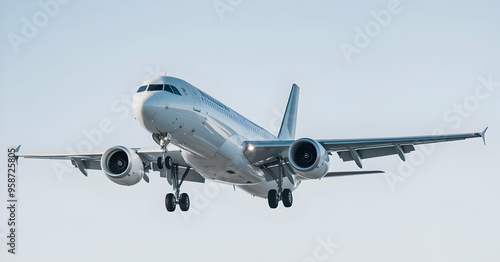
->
left=142, top=95, right=159, bottom=119
left=133, top=93, right=159, bottom=124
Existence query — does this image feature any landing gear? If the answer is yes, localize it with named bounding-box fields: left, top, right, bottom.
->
left=267, top=189, right=279, bottom=209
left=282, top=188, right=293, bottom=208
left=157, top=156, right=163, bottom=169
left=157, top=133, right=172, bottom=170
left=165, top=189, right=189, bottom=212
left=164, top=164, right=191, bottom=212
left=157, top=156, right=172, bottom=170
left=265, top=157, right=293, bottom=209
left=164, top=156, right=172, bottom=170
left=165, top=193, right=176, bottom=212
left=155, top=132, right=191, bottom=213
left=179, top=193, right=190, bottom=211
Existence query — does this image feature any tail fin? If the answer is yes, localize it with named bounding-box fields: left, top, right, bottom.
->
left=278, top=84, right=300, bottom=140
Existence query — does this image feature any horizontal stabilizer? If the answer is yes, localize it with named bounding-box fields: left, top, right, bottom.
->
left=324, top=170, right=385, bottom=178
left=481, top=127, right=488, bottom=145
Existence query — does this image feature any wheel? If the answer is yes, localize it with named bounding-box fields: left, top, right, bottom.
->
left=267, top=189, right=279, bottom=209
left=282, top=188, right=293, bottom=208
left=165, top=193, right=176, bottom=212
left=165, top=156, right=173, bottom=170
left=179, top=193, right=190, bottom=211
left=157, top=157, right=163, bottom=169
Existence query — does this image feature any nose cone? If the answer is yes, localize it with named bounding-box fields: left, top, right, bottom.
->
left=133, top=93, right=159, bottom=127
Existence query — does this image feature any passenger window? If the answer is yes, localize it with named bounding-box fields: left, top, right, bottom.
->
left=137, top=85, right=147, bottom=93
left=148, top=84, right=163, bottom=91
left=171, top=86, right=182, bottom=96
left=164, top=85, right=173, bottom=93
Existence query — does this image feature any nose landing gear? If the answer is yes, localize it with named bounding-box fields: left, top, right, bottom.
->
left=157, top=155, right=172, bottom=170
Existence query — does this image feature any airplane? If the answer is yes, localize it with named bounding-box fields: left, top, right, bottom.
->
left=15, top=76, right=488, bottom=212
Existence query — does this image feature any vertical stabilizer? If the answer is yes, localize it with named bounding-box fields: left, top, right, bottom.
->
left=278, top=84, right=300, bottom=140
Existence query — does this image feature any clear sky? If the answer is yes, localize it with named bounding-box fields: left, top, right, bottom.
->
left=1, top=0, right=499, bottom=261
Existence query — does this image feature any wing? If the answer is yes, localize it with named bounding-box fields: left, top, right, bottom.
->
left=15, top=147, right=205, bottom=183
left=244, top=127, right=488, bottom=170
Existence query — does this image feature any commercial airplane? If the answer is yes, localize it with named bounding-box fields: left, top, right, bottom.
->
left=15, top=76, right=488, bottom=212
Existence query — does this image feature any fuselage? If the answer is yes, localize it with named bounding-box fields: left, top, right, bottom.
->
left=132, top=76, right=298, bottom=197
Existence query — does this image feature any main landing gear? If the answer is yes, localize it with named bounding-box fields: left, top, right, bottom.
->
left=266, top=157, right=293, bottom=209
left=157, top=133, right=191, bottom=212
left=165, top=164, right=191, bottom=212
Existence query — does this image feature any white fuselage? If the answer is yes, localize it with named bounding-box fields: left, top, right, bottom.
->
left=132, top=76, right=298, bottom=197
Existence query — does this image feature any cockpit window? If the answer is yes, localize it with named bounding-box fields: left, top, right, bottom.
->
left=141, top=83, right=182, bottom=95
left=137, top=85, right=147, bottom=93
left=163, top=84, right=182, bottom=96
left=164, top=84, right=173, bottom=93
left=170, top=85, right=182, bottom=96
left=148, top=84, right=164, bottom=91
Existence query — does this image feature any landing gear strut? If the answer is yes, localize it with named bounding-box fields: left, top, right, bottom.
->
left=163, top=164, right=191, bottom=212
left=156, top=133, right=172, bottom=174
left=157, top=133, right=172, bottom=170
left=266, top=157, right=293, bottom=209
left=156, top=133, right=190, bottom=212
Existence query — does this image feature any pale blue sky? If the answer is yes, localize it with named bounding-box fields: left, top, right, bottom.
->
left=1, top=1, right=499, bottom=261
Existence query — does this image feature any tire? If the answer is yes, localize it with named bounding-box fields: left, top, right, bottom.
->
left=165, top=193, right=176, bottom=212
left=267, top=189, right=279, bottom=209
left=165, top=156, right=173, bottom=170
left=282, top=188, right=293, bottom=208
left=157, top=157, right=163, bottom=169
left=179, top=193, right=190, bottom=212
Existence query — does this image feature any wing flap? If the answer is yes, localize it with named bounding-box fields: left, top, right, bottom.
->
left=337, top=145, right=415, bottom=162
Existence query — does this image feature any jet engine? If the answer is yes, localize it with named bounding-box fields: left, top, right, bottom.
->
left=288, top=138, right=329, bottom=179
left=101, top=146, right=144, bottom=186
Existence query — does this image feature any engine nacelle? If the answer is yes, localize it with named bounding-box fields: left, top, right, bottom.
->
left=288, top=138, right=330, bottom=179
left=101, top=146, right=144, bottom=186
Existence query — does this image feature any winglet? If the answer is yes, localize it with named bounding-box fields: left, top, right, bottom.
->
left=480, top=127, right=488, bottom=145
left=14, top=145, right=21, bottom=163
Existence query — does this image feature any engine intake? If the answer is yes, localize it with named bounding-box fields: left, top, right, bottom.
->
left=288, top=138, right=329, bottom=179
left=101, top=146, right=144, bottom=186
